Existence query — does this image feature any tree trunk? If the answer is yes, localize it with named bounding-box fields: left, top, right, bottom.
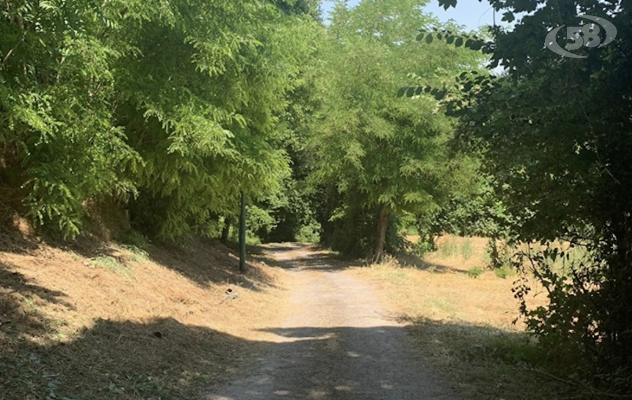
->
left=372, top=203, right=390, bottom=263
left=220, top=216, right=231, bottom=244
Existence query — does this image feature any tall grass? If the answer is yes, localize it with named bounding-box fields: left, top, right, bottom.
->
left=461, top=240, right=473, bottom=260
left=437, top=237, right=474, bottom=260
left=439, top=237, right=458, bottom=258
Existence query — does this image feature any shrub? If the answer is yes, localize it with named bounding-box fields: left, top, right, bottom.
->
left=486, top=238, right=514, bottom=270
left=467, top=266, right=484, bottom=278
left=413, top=240, right=436, bottom=257
left=494, top=266, right=514, bottom=279
left=295, top=222, right=321, bottom=243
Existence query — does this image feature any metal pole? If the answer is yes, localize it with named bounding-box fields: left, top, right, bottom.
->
left=239, top=191, right=247, bottom=273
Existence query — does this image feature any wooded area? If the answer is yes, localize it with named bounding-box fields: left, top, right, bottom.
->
left=1, top=0, right=630, bottom=395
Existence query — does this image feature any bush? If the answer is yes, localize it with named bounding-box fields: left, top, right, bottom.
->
left=512, top=244, right=632, bottom=392
left=486, top=238, right=513, bottom=270
left=116, top=230, right=150, bottom=249
left=295, top=222, right=321, bottom=243
left=494, top=266, right=514, bottom=279
left=413, top=238, right=436, bottom=257
left=467, top=266, right=484, bottom=278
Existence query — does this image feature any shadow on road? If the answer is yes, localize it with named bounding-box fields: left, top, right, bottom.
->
left=252, top=243, right=363, bottom=272
left=202, top=322, right=549, bottom=400
left=253, top=243, right=467, bottom=275
left=204, top=325, right=457, bottom=400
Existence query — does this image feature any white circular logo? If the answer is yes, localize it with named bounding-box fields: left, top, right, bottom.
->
left=545, top=15, right=617, bottom=58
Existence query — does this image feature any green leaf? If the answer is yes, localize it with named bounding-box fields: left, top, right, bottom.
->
left=439, top=0, right=457, bottom=9
left=469, top=41, right=483, bottom=51
left=502, top=11, right=515, bottom=23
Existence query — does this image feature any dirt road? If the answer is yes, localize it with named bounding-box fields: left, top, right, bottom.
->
left=204, top=244, right=458, bottom=400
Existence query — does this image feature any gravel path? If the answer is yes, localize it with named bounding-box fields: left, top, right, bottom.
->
left=203, top=244, right=458, bottom=400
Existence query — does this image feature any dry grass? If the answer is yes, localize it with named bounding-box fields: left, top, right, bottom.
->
left=0, top=220, right=291, bottom=400
left=346, top=235, right=563, bottom=400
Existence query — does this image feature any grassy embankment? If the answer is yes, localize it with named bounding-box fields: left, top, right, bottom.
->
left=0, top=219, right=290, bottom=400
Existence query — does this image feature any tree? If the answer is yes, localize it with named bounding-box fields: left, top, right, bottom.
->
left=0, top=0, right=140, bottom=236
left=306, top=0, right=483, bottom=259
left=0, top=0, right=319, bottom=240
left=429, top=0, right=632, bottom=390
left=111, top=0, right=316, bottom=240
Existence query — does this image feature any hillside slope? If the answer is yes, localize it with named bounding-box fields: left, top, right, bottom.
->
left=0, top=221, right=290, bottom=400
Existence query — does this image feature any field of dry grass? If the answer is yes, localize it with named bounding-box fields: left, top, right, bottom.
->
left=346, top=235, right=564, bottom=400
left=0, top=220, right=291, bottom=400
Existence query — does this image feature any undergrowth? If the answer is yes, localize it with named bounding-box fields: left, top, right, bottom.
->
left=88, top=256, right=132, bottom=279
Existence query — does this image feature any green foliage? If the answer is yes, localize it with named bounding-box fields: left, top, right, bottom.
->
left=432, top=0, right=632, bottom=392
left=258, top=171, right=320, bottom=243
left=295, top=221, right=321, bottom=243
left=115, top=230, right=150, bottom=250
left=466, top=266, right=483, bottom=278
left=513, top=245, right=603, bottom=375
left=485, top=239, right=513, bottom=271
left=0, top=0, right=140, bottom=237
left=493, top=266, right=513, bottom=280
left=115, top=0, right=317, bottom=240
left=431, top=182, right=511, bottom=239
left=482, top=334, right=539, bottom=366
left=412, top=237, right=436, bottom=257
left=415, top=27, right=486, bottom=53
left=0, top=0, right=319, bottom=240
left=120, top=244, right=149, bottom=264
left=89, top=256, right=128, bottom=276
left=306, top=0, right=484, bottom=258
left=325, top=189, right=381, bottom=257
